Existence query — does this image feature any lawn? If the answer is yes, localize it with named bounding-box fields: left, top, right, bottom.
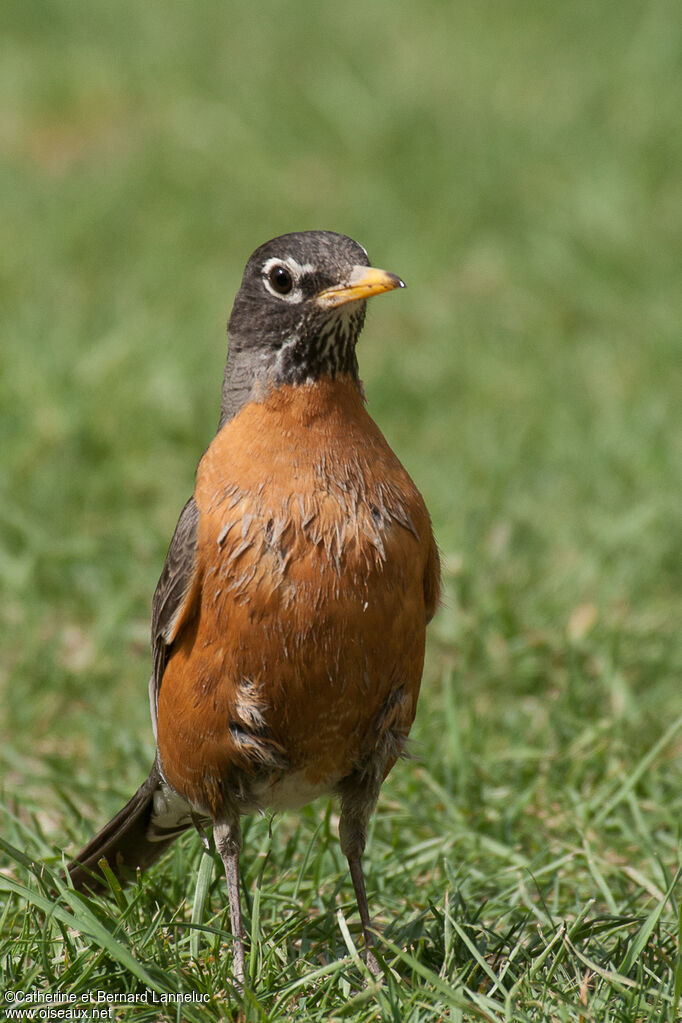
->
left=1, top=1, right=682, bottom=1020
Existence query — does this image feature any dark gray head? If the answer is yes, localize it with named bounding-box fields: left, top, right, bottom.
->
left=220, top=230, right=404, bottom=425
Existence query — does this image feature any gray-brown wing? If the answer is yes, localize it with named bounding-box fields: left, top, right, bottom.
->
left=149, top=496, right=200, bottom=734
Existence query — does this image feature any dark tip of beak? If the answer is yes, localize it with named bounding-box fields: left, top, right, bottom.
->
left=382, top=271, right=406, bottom=291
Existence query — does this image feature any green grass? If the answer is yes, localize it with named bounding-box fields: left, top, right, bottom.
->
left=2, top=0, right=682, bottom=1019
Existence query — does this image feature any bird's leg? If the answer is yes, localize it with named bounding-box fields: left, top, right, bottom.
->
left=346, top=851, right=380, bottom=975
left=338, top=774, right=382, bottom=976
left=214, top=813, right=245, bottom=987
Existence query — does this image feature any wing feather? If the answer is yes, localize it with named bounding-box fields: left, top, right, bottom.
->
left=149, top=497, right=201, bottom=734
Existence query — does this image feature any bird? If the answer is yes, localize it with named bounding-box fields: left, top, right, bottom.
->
left=67, top=230, right=441, bottom=984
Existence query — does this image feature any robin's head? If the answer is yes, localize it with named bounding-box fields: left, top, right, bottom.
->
left=221, top=231, right=404, bottom=423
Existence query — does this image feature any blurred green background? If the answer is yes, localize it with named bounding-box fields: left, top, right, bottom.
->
left=1, top=0, right=681, bottom=1015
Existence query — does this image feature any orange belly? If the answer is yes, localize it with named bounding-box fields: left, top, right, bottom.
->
left=156, top=378, right=436, bottom=818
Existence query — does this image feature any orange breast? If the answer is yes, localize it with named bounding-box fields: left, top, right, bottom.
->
left=156, top=377, right=436, bottom=817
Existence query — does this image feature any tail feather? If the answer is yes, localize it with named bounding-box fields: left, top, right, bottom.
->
left=67, top=762, right=194, bottom=893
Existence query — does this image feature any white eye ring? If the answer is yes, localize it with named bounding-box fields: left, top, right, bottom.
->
left=261, top=256, right=308, bottom=303
left=269, top=264, right=294, bottom=295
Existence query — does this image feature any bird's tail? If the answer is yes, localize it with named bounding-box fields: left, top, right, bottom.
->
left=67, top=760, right=199, bottom=893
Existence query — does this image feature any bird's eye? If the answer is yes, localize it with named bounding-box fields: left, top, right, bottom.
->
left=268, top=265, right=294, bottom=295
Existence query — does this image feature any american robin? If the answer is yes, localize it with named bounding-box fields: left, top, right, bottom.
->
left=67, top=230, right=441, bottom=983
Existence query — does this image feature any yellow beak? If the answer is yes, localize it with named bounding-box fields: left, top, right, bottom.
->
left=316, top=265, right=405, bottom=309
